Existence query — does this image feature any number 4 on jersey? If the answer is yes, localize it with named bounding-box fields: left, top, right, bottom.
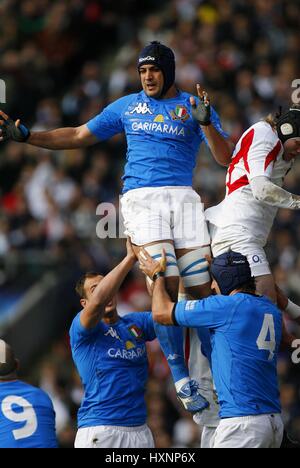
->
left=256, top=314, right=276, bottom=361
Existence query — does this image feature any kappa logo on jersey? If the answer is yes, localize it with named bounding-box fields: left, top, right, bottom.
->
left=129, top=103, right=153, bottom=115
left=167, top=354, right=180, bottom=361
left=129, top=325, right=144, bottom=341
left=104, top=328, right=122, bottom=342
left=170, top=105, right=190, bottom=122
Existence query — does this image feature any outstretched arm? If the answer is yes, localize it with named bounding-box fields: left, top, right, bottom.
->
left=139, top=248, right=228, bottom=331
left=201, top=123, right=234, bottom=167
left=81, top=240, right=137, bottom=329
left=190, top=85, right=234, bottom=167
left=151, top=277, right=175, bottom=325
left=139, top=248, right=175, bottom=325
left=250, top=176, right=300, bottom=209
left=28, top=125, right=98, bottom=150
left=0, top=110, right=98, bottom=149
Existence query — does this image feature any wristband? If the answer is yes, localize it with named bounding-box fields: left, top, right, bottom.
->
left=152, top=271, right=164, bottom=282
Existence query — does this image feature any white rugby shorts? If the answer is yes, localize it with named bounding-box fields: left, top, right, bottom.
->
left=121, top=187, right=210, bottom=249
left=200, top=426, right=218, bottom=449
left=74, top=424, right=154, bottom=449
left=208, top=223, right=271, bottom=277
left=212, top=414, right=284, bottom=448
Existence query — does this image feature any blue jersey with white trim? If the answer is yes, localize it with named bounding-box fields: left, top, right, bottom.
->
left=87, top=91, right=227, bottom=193
left=0, top=380, right=58, bottom=448
left=175, top=293, right=282, bottom=419
left=69, top=312, right=156, bottom=428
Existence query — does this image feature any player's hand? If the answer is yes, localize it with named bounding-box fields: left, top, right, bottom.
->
left=139, top=247, right=166, bottom=280
left=126, top=237, right=137, bottom=263
left=189, top=84, right=211, bottom=126
left=0, top=110, right=30, bottom=142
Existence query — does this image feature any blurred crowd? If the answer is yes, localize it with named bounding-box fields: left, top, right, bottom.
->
left=0, top=0, right=300, bottom=447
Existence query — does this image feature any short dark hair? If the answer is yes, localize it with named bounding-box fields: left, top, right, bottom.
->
left=75, top=272, right=103, bottom=299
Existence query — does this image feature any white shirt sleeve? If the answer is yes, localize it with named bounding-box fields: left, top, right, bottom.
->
left=250, top=176, right=300, bottom=209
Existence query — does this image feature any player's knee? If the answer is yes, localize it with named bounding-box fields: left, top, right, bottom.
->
left=144, top=242, right=179, bottom=276
left=177, top=247, right=211, bottom=290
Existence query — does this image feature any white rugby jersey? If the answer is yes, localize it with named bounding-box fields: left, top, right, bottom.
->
left=206, top=121, right=292, bottom=245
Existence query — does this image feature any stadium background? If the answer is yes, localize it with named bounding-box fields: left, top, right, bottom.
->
left=0, top=0, right=299, bottom=447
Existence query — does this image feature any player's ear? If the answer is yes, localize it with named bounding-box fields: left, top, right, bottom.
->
left=211, top=279, right=219, bottom=294
left=80, top=298, right=86, bottom=308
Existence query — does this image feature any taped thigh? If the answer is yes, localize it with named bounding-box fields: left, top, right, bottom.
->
left=144, top=243, right=180, bottom=278
left=177, top=246, right=211, bottom=288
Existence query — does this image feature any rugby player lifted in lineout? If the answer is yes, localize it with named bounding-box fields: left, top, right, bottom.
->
left=206, top=105, right=300, bottom=318
left=0, top=41, right=233, bottom=412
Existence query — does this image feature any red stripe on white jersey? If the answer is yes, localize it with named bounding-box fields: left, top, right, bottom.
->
left=227, top=174, right=249, bottom=194
left=227, top=128, right=254, bottom=195
left=264, top=140, right=282, bottom=171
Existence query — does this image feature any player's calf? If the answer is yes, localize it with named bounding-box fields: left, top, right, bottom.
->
left=142, top=243, right=209, bottom=413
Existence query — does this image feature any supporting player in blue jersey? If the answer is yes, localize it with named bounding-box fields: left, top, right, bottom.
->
left=0, top=340, right=58, bottom=448
left=70, top=239, right=158, bottom=448
left=0, top=41, right=233, bottom=412
left=139, top=249, right=285, bottom=449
